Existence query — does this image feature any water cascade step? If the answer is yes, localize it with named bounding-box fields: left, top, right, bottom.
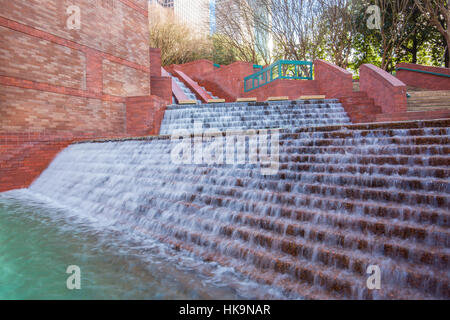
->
left=27, top=119, right=450, bottom=299
left=167, top=72, right=201, bottom=104
left=160, top=100, right=351, bottom=135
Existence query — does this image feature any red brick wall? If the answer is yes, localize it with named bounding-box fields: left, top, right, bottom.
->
left=151, top=76, right=172, bottom=105
left=396, top=63, right=450, bottom=90
left=360, top=64, right=407, bottom=113
left=0, top=135, right=73, bottom=192
left=126, top=96, right=167, bottom=136
left=162, top=67, right=189, bottom=102
left=166, top=60, right=215, bottom=79
left=314, top=60, right=353, bottom=98
left=0, top=0, right=151, bottom=134
left=0, top=0, right=159, bottom=192
left=0, top=0, right=149, bottom=66
left=0, top=86, right=126, bottom=135
left=0, top=26, right=86, bottom=90
left=150, top=48, right=162, bottom=77
left=196, top=62, right=255, bottom=102
left=149, top=48, right=172, bottom=104
left=103, top=59, right=150, bottom=97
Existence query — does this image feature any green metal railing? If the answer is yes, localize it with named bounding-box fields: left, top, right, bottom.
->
left=244, top=60, right=313, bottom=92
left=396, top=67, right=450, bottom=78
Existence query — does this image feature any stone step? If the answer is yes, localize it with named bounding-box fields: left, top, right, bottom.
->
left=409, top=106, right=450, bottom=111
left=407, top=90, right=450, bottom=97
left=376, top=110, right=450, bottom=122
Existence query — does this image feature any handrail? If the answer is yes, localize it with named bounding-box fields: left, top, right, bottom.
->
left=396, top=67, right=450, bottom=78
left=244, top=60, right=313, bottom=92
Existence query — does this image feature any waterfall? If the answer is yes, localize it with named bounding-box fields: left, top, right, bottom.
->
left=160, top=100, right=351, bottom=135
left=25, top=117, right=450, bottom=299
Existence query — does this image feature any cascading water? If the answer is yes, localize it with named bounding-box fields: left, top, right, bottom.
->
left=160, top=100, right=351, bottom=135
left=5, top=114, right=449, bottom=299
left=167, top=72, right=201, bottom=104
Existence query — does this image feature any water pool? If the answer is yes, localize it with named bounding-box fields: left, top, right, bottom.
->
left=0, top=190, right=281, bottom=300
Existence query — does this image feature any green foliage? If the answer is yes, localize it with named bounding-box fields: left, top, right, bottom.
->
left=348, top=0, right=446, bottom=72
left=151, top=0, right=448, bottom=70
left=211, top=34, right=237, bottom=65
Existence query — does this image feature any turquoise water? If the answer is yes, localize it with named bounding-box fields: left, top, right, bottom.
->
left=0, top=191, right=275, bottom=300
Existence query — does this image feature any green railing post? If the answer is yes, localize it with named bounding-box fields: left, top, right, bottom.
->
left=278, top=61, right=281, bottom=79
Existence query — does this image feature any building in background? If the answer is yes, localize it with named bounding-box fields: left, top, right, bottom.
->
left=149, top=0, right=174, bottom=8
left=148, top=0, right=174, bottom=22
left=149, top=0, right=222, bottom=36
left=149, top=0, right=217, bottom=36
left=174, top=0, right=213, bottom=35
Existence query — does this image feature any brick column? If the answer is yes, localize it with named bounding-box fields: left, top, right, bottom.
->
left=150, top=48, right=162, bottom=77
left=126, top=95, right=167, bottom=136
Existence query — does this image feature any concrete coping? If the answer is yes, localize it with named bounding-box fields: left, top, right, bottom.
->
left=207, top=99, right=226, bottom=103
left=236, top=97, right=257, bottom=102
left=267, top=96, right=289, bottom=101
left=178, top=100, right=197, bottom=105
left=297, top=95, right=326, bottom=100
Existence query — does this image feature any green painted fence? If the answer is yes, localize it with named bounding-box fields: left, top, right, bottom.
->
left=244, top=60, right=313, bottom=92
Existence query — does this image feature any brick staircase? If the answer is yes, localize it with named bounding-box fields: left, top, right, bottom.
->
left=407, top=89, right=450, bottom=112
left=31, top=116, right=450, bottom=299
left=375, top=88, right=450, bottom=122
left=349, top=82, right=450, bottom=123
left=339, top=92, right=381, bottom=123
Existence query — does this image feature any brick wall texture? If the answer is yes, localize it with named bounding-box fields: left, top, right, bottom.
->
left=396, top=63, right=450, bottom=90
left=314, top=59, right=353, bottom=98
left=0, top=0, right=170, bottom=191
left=360, top=64, right=407, bottom=114
left=0, top=0, right=151, bottom=134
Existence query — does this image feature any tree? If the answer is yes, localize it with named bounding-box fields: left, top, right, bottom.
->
left=211, top=34, right=237, bottom=65
left=414, top=0, right=450, bottom=67
left=215, top=0, right=271, bottom=64
left=149, top=7, right=213, bottom=66
left=376, top=0, right=418, bottom=70
left=319, top=0, right=355, bottom=68
left=255, top=0, right=326, bottom=62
